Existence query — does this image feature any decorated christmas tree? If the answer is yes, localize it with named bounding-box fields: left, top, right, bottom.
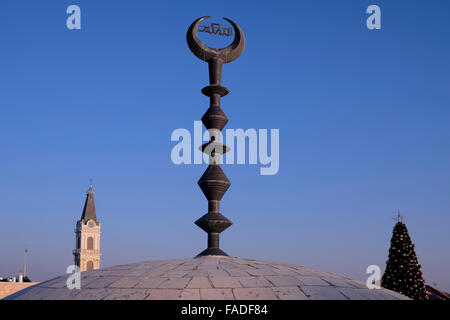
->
left=381, top=212, right=428, bottom=300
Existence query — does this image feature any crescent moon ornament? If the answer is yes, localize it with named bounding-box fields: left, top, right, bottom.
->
left=186, top=16, right=245, bottom=63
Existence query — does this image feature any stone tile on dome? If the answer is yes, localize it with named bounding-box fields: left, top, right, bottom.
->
left=217, top=262, right=239, bottom=268
left=246, top=268, right=280, bottom=276
left=295, top=275, right=330, bottom=286
left=294, top=268, right=324, bottom=277
left=336, top=288, right=378, bottom=300
left=150, top=259, right=186, bottom=266
left=346, top=279, right=369, bottom=289
left=228, top=259, right=253, bottom=266
left=221, top=265, right=246, bottom=271
left=146, top=289, right=182, bottom=300
left=232, top=262, right=256, bottom=268
left=175, top=262, right=202, bottom=271
left=187, top=277, right=212, bottom=289
left=307, top=271, right=335, bottom=278
left=345, top=287, right=403, bottom=300
left=273, top=268, right=304, bottom=276
left=43, top=287, right=81, bottom=300
left=265, top=275, right=303, bottom=287
left=223, top=258, right=247, bottom=268
left=164, top=263, right=187, bottom=270
left=85, top=276, right=121, bottom=289
left=103, top=289, right=150, bottom=300
left=319, top=272, right=352, bottom=280
left=267, top=262, right=296, bottom=269
left=370, top=291, right=398, bottom=300
left=238, top=276, right=272, bottom=288
left=248, top=262, right=275, bottom=269
left=133, top=261, right=165, bottom=267
left=321, top=277, right=359, bottom=288
left=165, top=270, right=190, bottom=278
left=124, top=268, right=151, bottom=277
left=140, top=267, right=171, bottom=278
left=206, top=269, right=230, bottom=277
left=199, top=258, right=220, bottom=267
left=107, top=264, right=133, bottom=270
left=99, top=269, right=134, bottom=277
left=233, top=288, right=278, bottom=300
left=226, top=269, right=251, bottom=277
left=200, top=288, right=235, bottom=300
left=135, top=277, right=168, bottom=288
left=158, top=277, right=190, bottom=289
left=377, top=292, right=405, bottom=300
left=180, top=288, right=201, bottom=300
left=116, top=262, right=142, bottom=267
left=79, top=270, right=104, bottom=277
left=73, top=288, right=114, bottom=300
left=94, top=266, right=116, bottom=271
left=80, top=275, right=105, bottom=287
left=272, top=287, right=309, bottom=300
left=108, top=276, right=141, bottom=288
left=210, top=276, right=242, bottom=288
left=301, top=286, right=348, bottom=300
left=185, top=270, right=209, bottom=277
left=197, top=264, right=221, bottom=272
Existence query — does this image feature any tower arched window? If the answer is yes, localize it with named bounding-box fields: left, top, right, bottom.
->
left=87, top=237, right=94, bottom=250
left=86, top=260, right=94, bottom=270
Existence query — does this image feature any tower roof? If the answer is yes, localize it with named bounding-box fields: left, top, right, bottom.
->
left=80, top=184, right=97, bottom=223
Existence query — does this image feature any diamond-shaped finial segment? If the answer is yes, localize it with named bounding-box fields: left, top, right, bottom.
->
left=198, top=165, right=231, bottom=201
left=195, top=212, right=232, bottom=234
left=201, top=106, right=228, bottom=131
left=201, top=85, right=229, bottom=131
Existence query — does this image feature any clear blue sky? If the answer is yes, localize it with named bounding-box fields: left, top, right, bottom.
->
left=1, top=0, right=449, bottom=291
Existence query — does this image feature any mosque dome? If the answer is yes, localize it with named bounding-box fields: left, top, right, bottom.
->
left=5, top=256, right=409, bottom=300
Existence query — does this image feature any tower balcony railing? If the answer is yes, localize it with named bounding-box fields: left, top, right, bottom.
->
left=72, top=249, right=102, bottom=255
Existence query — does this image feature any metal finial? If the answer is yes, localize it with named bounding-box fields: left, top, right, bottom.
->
left=393, top=210, right=406, bottom=223
left=187, top=17, right=245, bottom=257
left=23, top=249, right=28, bottom=277
left=87, top=178, right=94, bottom=193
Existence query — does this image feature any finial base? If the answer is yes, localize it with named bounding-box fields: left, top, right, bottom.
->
left=195, top=247, right=229, bottom=257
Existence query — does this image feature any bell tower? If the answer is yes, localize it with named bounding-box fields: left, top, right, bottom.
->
left=73, top=183, right=102, bottom=271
